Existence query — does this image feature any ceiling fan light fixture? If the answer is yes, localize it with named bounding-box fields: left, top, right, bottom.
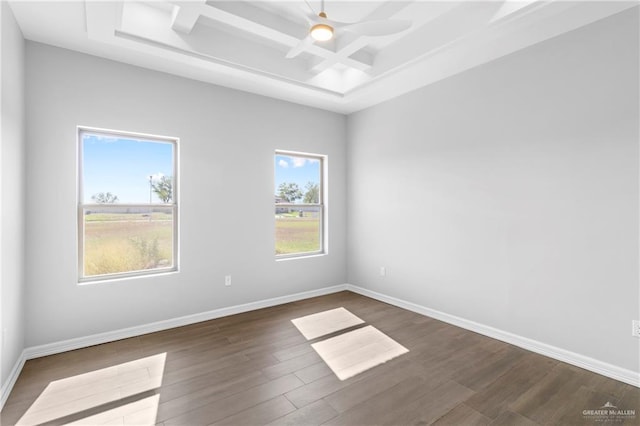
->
left=310, top=23, right=333, bottom=41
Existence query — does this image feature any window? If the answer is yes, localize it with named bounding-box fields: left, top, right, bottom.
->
left=275, top=151, right=325, bottom=257
left=78, top=127, right=178, bottom=281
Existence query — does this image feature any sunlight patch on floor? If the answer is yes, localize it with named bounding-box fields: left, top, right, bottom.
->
left=65, top=394, right=160, bottom=425
left=291, top=307, right=364, bottom=340
left=311, top=325, right=409, bottom=380
left=292, top=308, right=409, bottom=381
left=16, top=353, right=166, bottom=426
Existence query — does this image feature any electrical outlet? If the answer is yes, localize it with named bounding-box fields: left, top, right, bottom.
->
left=225, top=275, right=232, bottom=287
left=379, top=266, right=386, bottom=277
left=632, top=320, right=640, bottom=337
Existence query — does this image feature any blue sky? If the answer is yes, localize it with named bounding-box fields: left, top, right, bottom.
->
left=82, top=133, right=174, bottom=203
left=274, top=154, right=320, bottom=201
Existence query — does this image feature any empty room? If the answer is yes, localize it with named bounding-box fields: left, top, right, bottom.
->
left=1, top=0, right=639, bottom=425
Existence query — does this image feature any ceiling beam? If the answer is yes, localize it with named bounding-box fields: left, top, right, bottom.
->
left=310, top=34, right=371, bottom=73
left=170, top=1, right=205, bottom=34
left=169, top=1, right=372, bottom=72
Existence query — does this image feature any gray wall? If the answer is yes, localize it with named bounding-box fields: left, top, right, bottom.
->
left=347, top=8, right=639, bottom=373
left=24, top=42, right=347, bottom=347
left=1, top=2, right=26, bottom=386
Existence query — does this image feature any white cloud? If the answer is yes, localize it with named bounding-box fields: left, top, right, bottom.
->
left=292, top=157, right=307, bottom=168
left=279, top=155, right=318, bottom=168
left=85, top=134, right=119, bottom=144
left=149, top=172, right=164, bottom=182
left=96, top=136, right=119, bottom=143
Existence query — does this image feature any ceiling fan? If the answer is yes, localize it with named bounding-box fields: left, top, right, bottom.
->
left=286, top=0, right=412, bottom=59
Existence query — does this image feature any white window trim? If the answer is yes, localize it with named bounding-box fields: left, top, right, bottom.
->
left=77, top=126, right=179, bottom=283
left=275, top=150, right=326, bottom=259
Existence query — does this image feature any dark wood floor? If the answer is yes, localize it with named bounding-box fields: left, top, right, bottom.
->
left=1, top=291, right=638, bottom=425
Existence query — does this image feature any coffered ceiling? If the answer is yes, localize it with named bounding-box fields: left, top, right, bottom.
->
left=9, top=1, right=637, bottom=113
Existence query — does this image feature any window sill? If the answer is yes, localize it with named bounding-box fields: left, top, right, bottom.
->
left=275, top=253, right=327, bottom=262
left=78, top=268, right=178, bottom=285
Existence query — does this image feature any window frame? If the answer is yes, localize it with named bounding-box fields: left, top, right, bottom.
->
left=77, top=126, right=179, bottom=283
left=274, top=150, right=326, bottom=259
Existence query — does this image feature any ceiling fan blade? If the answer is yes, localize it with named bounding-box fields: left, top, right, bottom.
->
left=303, top=0, right=317, bottom=17
left=341, top=19, right=411, bottom=37
left=286, top=35, right=313, bottom=59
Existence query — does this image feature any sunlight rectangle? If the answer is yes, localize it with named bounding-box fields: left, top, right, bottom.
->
left=311, top=325, right=409, bottom=381
left=291, top=307, right=364, bottom=340
left=17, top=353, right=165, bottom=426
left=65, top=394, right=160, bottom=426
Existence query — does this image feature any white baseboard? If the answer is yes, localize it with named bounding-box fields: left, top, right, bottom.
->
left=346, top=284, right=640, bottom=388
left=0, top=283, right=348, bottom=411
left=0, top=350, right=26, bottom=411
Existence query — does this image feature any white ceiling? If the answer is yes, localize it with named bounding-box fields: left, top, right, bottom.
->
left=9, top=0, right=637, bottom=113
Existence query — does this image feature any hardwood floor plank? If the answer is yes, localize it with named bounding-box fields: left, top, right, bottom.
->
left=157, top=367, right=256, bottom=403
left=322, top=376, right=432, bottom=426
left=568, top=364, right=638, bottom=401
left=162, top=374, right=303, bottom=425
left=546, top=385, right=634, bottom=425
left=284, top=374, right=353, bottom=409
left=620, top=384, right=640, bottom=407
left=489, top=410, right=539, bottom=426
left=509, top=363, right=591, bottom=424
left=451, top=346, right=528, bottom=391
left=0, top=400, right=31, bottom=426
left=410, top=337, right=496, bottom=387
left=272, top=342, right=315, bottom=362
left=323, top=358, right=427, bottom=413
left=161, top=352, right=278, bottom=388
left=155, top=371, right=270, bottom=422
left=374, top=380, right=475, bottom=425
left=210, top=396, right=296, bottom=426
left=16, top=387, right=121, bottom=426
left=293, top=362, right=333, bottom=384
left=431, top=403, right=492, bottom=426
left=261, top=351, right=322, bottom=380
left=379, top=317, right=449, bottom=346
left=618, top=385, right=640, bottom=426
left=64, top=393, right=160, bottom=425
left=465, top=353, right=557, bottom=419
left=265, top=399, right=337, bottom=426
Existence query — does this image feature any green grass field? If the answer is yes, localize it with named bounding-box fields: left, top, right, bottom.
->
left=84, top=217, right=173, bottom=277
left=275, top=216, right=320, bottom=255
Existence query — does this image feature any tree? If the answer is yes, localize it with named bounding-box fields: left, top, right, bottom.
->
left=303, top=182, right=319, bottom=204
left=278, top=182, right=302, bottom=203
left=152, top=176, right=172, bottom=203
left=91, top=192, right=118, bottom=203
